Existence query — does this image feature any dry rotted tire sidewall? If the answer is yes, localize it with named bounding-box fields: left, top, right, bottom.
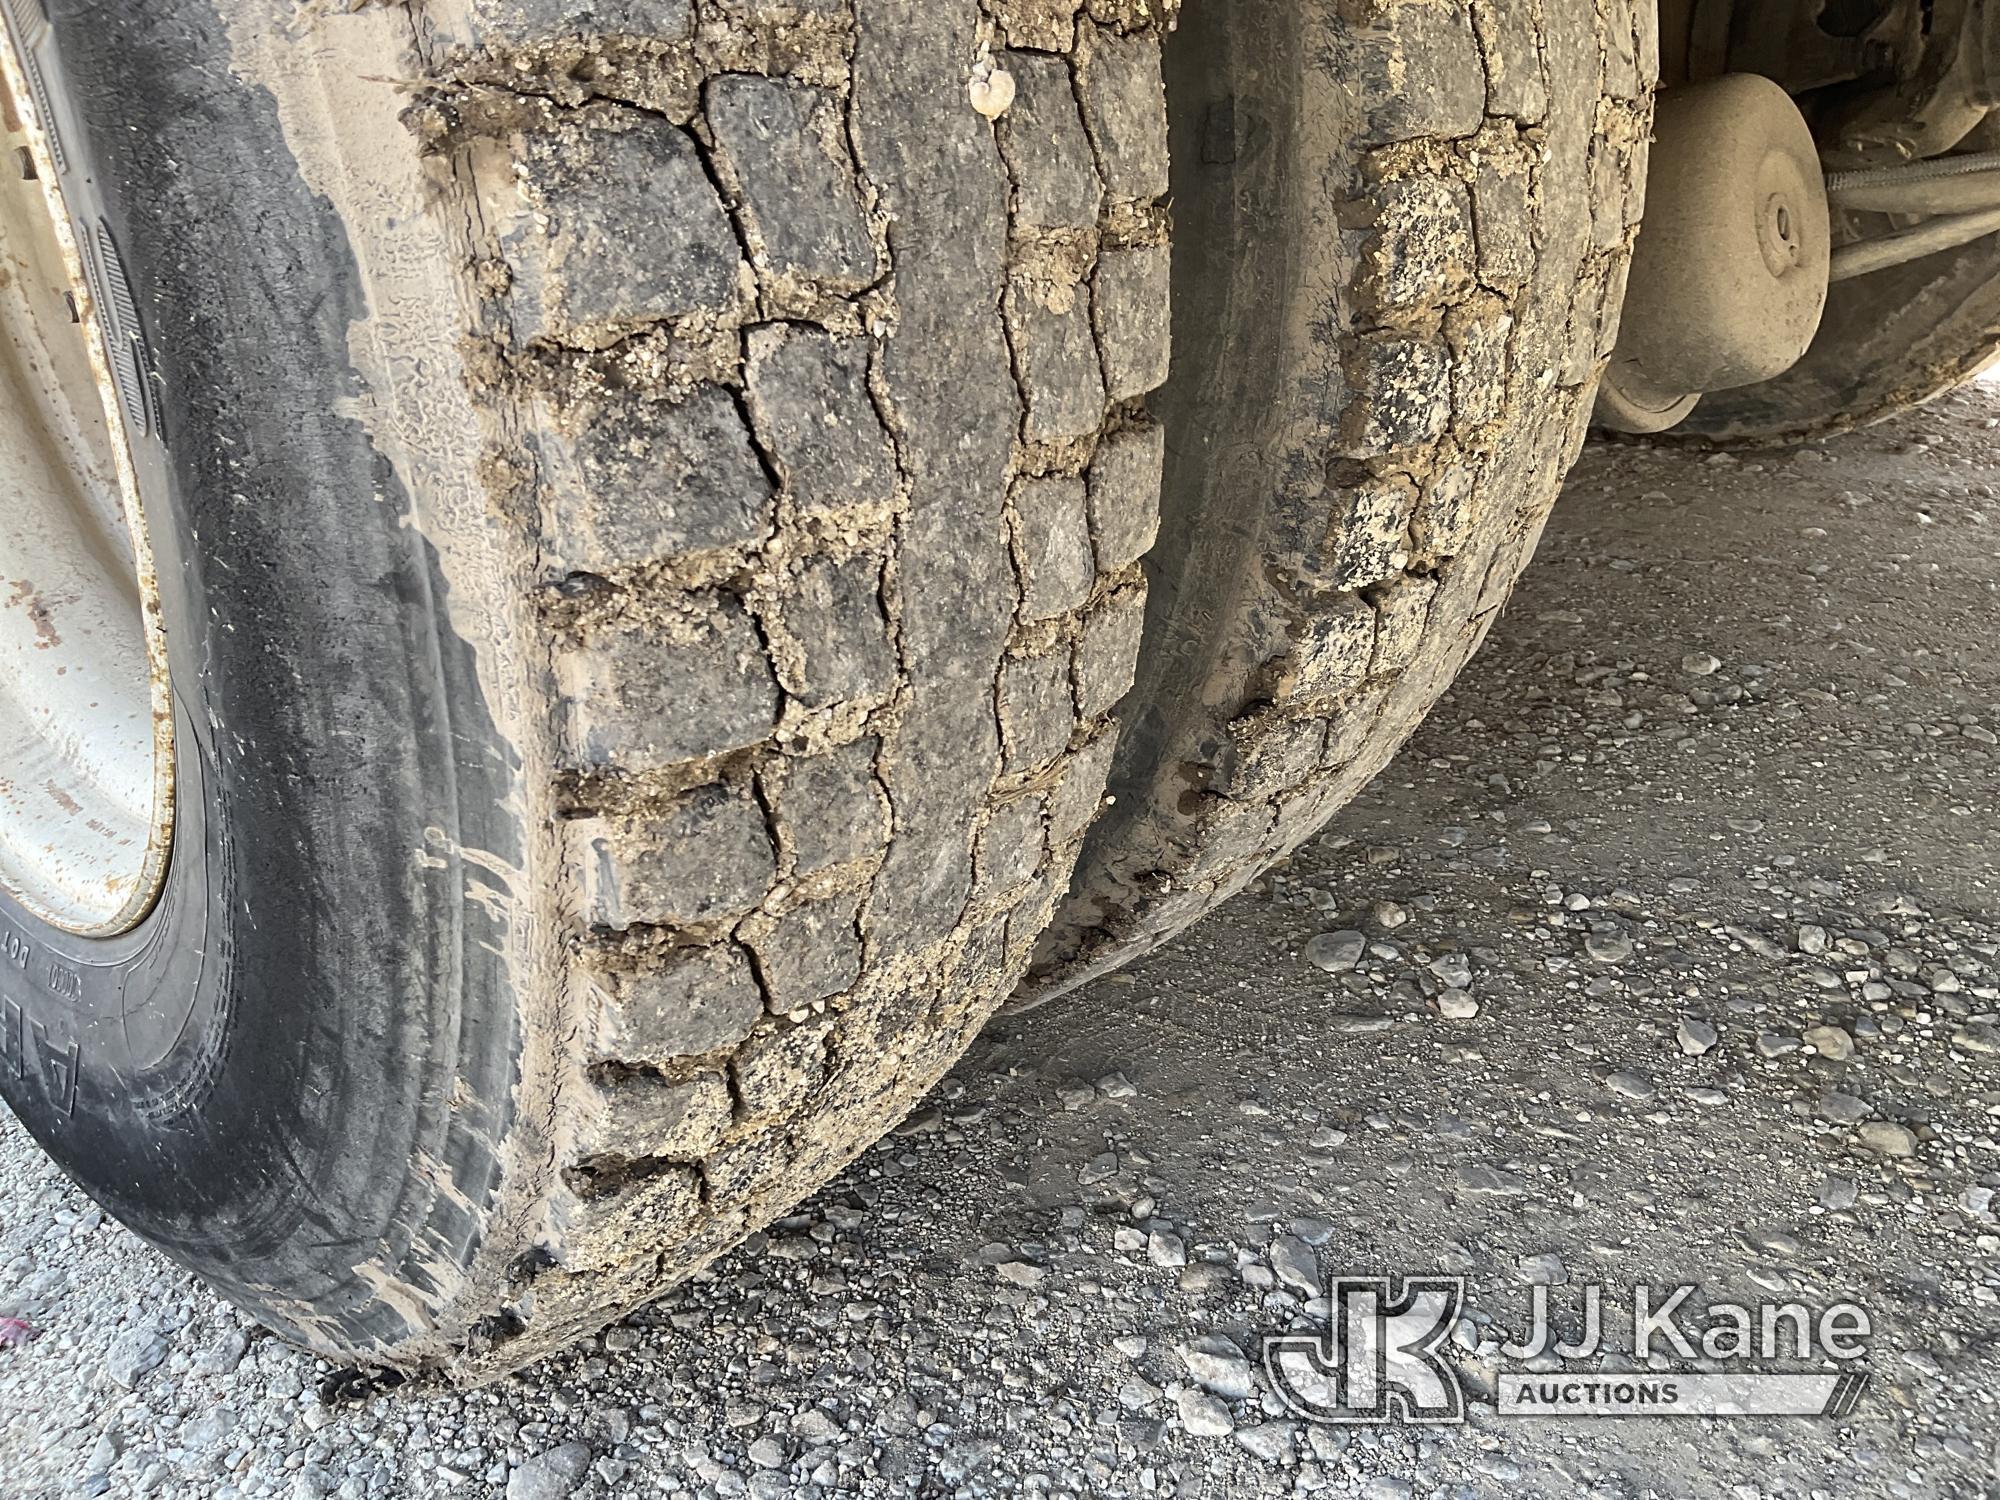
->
left=1676, top=243, right=2000, bottom=442
left=2, top=0, right=1172, bottom=1374
left=1028, top=0, right=1653, bottom=995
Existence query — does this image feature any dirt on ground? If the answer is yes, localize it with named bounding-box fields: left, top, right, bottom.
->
left=3, top=382, right=1998, bottom=1499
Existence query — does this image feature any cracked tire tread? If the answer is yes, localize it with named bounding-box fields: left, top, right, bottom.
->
left=382, top=0, right=1174, bottom=1374
left=1026, top=0, right=1655, bottom=998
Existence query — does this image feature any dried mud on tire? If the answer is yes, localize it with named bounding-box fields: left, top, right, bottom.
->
left=1026, top=0, right=1656, bottom=1002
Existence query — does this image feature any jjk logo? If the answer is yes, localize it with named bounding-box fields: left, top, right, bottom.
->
left=1264, top=1276, right=1466, bottom=1424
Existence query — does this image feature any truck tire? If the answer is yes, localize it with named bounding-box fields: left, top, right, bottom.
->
left=1677, top=242, right=2000, bottom=442
left=1024, top=0, right=1655, bottom=996
left=0, top=0, right=1167, bottom=1375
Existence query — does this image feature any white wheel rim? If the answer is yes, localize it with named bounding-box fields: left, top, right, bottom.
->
left=0, top=27, right=172, bottom=937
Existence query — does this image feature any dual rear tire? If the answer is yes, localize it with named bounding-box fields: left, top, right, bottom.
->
left=2, top=0, right=1988, bottom=1378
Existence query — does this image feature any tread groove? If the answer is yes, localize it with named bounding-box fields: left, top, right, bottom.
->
left=385, top=0, right=1177, bottom=1374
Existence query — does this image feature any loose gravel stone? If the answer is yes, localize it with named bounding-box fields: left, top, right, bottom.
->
left=1455, top=1164, right=1530, bottom=1196
left=1148, top=1231, right=1188, bottom=1269
left=1584, top=932, right=1635, bottom=963
left=1179, top=1334, right=1256, bottom=1399
left=1605, top=1070, right=1657, bottom=1100
left=1118, top=1375, right=1161, bottom=1411
left=1270, top=1235, right=1322, bottom=1297
left=1328, top=1015, right=1397, bottom=1035
left=1517, top=1252, right=1568, bottom=1285
left=191, top=1326, right=249, bottom=1376
left=1429, top=952, right=1474, bottom=989
left=1859, top=1122, right=1919, bottom=1159
left=1304, top=930, right=1368, bottom=972
left=1677, top=1018, right=1720, bottom=1055
left=1952, top=1024, right=2000, bottom=1055
left=1235, top=1423, right=1295, bottom=1464
left=103, top=1330, right=168, bottom=1391
left=507, top=1444, right=593, bottom=1500
left=1176, top=1388, right=1234, bottom=1438
left=1057, top=1082, right=1097, bottom=1111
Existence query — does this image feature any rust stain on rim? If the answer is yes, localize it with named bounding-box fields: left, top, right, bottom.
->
left=0, top=13, right=174, bottom=937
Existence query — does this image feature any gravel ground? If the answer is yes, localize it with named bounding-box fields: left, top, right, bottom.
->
left=5, top=383, right=2000, bottom=1500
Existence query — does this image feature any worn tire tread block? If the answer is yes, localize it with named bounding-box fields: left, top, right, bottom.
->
left=398, top=0, right=1178, bottom=1375
left=1024, top=0, right=1653, bottom=1000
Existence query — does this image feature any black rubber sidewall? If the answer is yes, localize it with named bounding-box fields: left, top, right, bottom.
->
left=0, top=1, right=523, bottom=1354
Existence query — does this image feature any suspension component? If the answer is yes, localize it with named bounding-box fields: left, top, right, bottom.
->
left=1597, top=75, right=1830, bottom=433
left=1825, top=149, right=2000, bottom=212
